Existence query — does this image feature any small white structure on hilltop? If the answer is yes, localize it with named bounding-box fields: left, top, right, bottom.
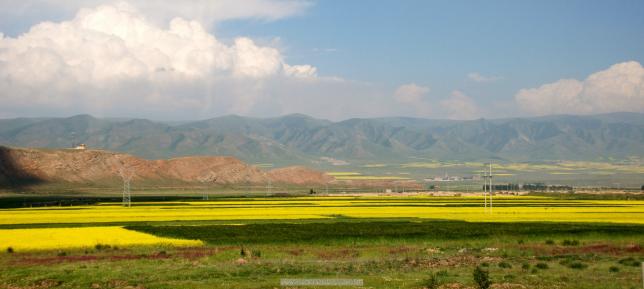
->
left=74, top=143, right=86, bottom=150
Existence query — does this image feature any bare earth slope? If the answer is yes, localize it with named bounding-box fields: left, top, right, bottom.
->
left=266, top=166, right=334, bottom=185
left=0, top=146, right=332, bottom=186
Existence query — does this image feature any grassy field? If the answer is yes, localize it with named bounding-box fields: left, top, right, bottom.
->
left=325, top=159, right=644, bottom=187
left=0, top=195, right=643, bottom=288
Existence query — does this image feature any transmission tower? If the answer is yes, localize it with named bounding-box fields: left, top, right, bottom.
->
left=265, top=174, right=272, bottom=197
left=481, top=169, right=487, bottom=210
left=482, top=163, right=493, bottom=213
left=119, top=165, right=134, bottom=207
left=489, top=162, right=493, bottom=211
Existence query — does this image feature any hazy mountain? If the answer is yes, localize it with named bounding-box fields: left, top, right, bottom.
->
left=1, top=113, right=643, bottom=165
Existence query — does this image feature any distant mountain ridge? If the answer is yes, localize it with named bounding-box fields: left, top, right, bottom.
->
left=0, top=112, right=643, bottom=165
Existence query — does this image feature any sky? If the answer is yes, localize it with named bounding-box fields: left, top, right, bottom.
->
left=0, top=0, right=643, bottom=121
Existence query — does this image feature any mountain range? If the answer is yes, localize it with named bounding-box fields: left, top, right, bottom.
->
left=1, top=112, right=643, bottom=166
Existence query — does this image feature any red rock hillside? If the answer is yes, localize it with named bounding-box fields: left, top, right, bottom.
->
left=0, top=146, right=333, bottom=186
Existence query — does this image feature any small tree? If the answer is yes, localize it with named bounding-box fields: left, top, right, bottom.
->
left=473, top=266, right=491, bottom=289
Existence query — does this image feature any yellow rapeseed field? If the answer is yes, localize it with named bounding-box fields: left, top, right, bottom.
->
left=0, top=226, right=202, bottom=251
left=1, top=196, right=643, bottom=225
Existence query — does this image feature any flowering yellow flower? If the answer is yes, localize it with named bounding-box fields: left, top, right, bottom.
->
left=0, top=226, right=202, bottom=251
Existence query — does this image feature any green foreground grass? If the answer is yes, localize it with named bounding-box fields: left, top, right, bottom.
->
left=1, top=220, right=643, bottom=289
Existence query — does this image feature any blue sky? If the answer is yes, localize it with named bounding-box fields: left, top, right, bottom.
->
left=218, top=0, right=644, bottom=100
left=0, top=0, right=643, bottom=120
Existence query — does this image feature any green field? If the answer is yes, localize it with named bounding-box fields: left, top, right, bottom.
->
left=1, top=194, right=643, bottom=289
left=325, top=159, right=644, bottom=188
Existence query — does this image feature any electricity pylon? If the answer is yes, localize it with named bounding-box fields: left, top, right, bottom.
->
left=119, top=165, right=133, bottom=207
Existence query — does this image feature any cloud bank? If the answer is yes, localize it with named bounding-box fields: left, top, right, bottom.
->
left=440, top=90, right=480, bottom=120
left=0, top=1, right=482, bottom=121
left=515, top=61, right=644, bottom=115
left=0, top=2, right=324, bottom=119
left=0, top=0, right=311, bottom=31
left=393, top=83, right=432, bottom=116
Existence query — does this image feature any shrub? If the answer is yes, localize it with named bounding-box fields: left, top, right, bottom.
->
left=480, top=262, right=489, bottom=267
left=498, top=261, right=512, bottom=269
left=517, top=239, right=524, bottom=244
left=562, top=239, right=580, bottom=246
left=535, top=263, right=549, bottom=269
left=240, top=247, right=247, bottom=257
left=536, top=256, right=553, bottom=261
left=251, top=249, right=261, bottom=258
left=568, top=262, right=587, bottom=269
left=545, top=240, right=555, bottom=245
left=57, top=251, right=67, bottom=257
left=6, top=247, right=14, bottom=253
left=618, top=257, right=641, bottom=267
left=521, top=263, right=530, bottom=270
left=473, top=266, right=491, bottom=289
left=609, top=266, right=619, bottom=273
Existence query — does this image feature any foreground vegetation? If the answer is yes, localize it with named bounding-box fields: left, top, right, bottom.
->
left=1, top=195, right=643, bottom=288
left=1, top=220, right=643, bottom=289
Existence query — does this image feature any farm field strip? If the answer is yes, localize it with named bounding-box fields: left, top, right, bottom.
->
left=0, top=226, right=202, bottom=251
left=1, top=197, right=643, bottom=225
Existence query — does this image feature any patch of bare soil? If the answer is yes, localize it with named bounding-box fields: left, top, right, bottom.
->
left=388, top=245, right=415, bottom=255
left=316, top=249, right=361, bottom=260
left=267, top=166, right=334, bottom=185
left=491, top=283, right=527, bottom=289
left=1, top=279, right=63, bottom=289
left=285, top=248, right=305, bottom=256
left=438, top=283, right=474, bottom=289
left=524, top=243, right=642, bottom=256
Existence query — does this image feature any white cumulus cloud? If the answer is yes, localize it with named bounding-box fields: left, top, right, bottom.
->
left=0, top=2, right=319, bottom=118
left=440, top=90, right=480, bottom=120
left=393, top=83, right=432, bottom=116
left=394, top=83, right=430, bottom=104
left=515, top=61, right=644, bottom=115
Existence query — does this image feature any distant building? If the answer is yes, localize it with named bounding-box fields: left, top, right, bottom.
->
left=424, top=174, right=479, bottom=182
left=424, top=173, right=462, bottom=182
left=74, top=143, right=86, bottom=150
